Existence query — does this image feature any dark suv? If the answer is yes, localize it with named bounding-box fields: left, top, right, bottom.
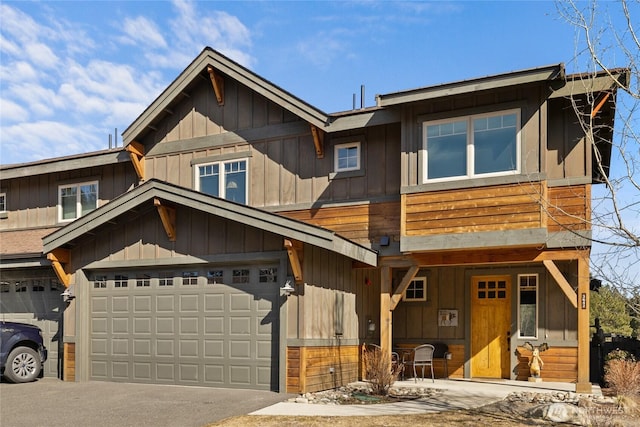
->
left=0, top=321, right=48, bottom=383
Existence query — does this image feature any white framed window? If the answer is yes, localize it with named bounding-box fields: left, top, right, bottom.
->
left=195, top=159, right=247, bottom=204
left=422, top=109, right=520, bottom=182
left=334, top=141, right=361, bottom=172
left=0, top=193, right=6, bottom=212
left=182, top=271, right=198, bottom=286
left=518, top=274, right=538, bottom=338
left=93, top=275, right=107, bottom=289
left=403, top=277, right=427, bottom=302
left=58, top=181, right=98, bottom=222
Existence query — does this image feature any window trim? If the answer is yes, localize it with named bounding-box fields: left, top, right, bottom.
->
left=57, top=180, right=99, bottom=222
left=517, top=273, right=538, bottom=339
left=194, top=158, right=248, bottom=204
left=334, top=141, right=361, bottom=173
left=403, top=277, right=427, bottom=302
left=421, top=108, right=521, bottom=183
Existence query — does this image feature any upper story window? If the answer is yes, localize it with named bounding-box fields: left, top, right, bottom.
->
left=422, top=110, right=520, bottom=182
left=58, top=181, right=98, bottom=222
left=334, top=141, right=361, bottom=172
left=0, top=193, right=6, bottom=212
left=195, top=159, right=247, bottom=204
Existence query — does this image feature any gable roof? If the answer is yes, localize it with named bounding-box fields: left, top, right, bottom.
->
left=122, top=47, right=332, bottom=145
left=42, top=179, right=378, bottom=266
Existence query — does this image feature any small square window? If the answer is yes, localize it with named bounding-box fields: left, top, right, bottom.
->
left=334, top=142, right=361, bottom=172
left=403, top=277, right=427, bottom=302
left=0, top=193, right=6, bottom=212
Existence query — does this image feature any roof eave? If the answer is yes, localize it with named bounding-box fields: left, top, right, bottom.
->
left=376, top=64, right=565, bottom=107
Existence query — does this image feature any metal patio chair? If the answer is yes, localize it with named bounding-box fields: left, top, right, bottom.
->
left=407, top=344, right=435, bottom=382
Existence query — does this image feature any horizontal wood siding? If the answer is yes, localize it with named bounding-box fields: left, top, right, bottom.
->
left=515, top=346, right=578, bottom=382
left=404, top=183, right=544, bottom=236
left=288, top=345, right=359, bottom=393
left=64, top=342, right=75, bottom=381
left=546, top=185, right=590, bottom=232
left=280, top=201, right=400, bottom=245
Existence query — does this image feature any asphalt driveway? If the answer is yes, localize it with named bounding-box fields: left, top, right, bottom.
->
left=0, top=378, right=291, bottom=427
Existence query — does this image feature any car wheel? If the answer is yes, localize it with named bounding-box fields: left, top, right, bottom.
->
left=4, top=346, right=41, bottom=383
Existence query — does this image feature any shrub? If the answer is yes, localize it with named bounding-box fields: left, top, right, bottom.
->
left=604, top=358, right=640, bottom=397
left=605, top=349, right=636, bottom=362
left=363, top=346, right=402, bottom=395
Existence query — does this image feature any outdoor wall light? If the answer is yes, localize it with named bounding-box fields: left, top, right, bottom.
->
left=280, top=280, right=295, bottom=296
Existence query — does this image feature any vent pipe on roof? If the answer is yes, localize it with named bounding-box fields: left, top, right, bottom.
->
left=109, top=134, right=112, bottom=149
left=361, top=85, right=365, bottom=109
left=114, top=128, right=118, bottom=147
left=353, top=93, right=356, bottom=110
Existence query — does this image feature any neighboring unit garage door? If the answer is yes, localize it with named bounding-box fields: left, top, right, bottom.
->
left=89, top=265, right=279, bottom=390
left=0, top=271, right=65, bottom=379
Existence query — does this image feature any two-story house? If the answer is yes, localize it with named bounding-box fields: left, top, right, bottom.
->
left=1, top=47, right=625, bottom=394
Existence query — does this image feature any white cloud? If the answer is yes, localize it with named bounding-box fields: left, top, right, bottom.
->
left=0, top=99, right=29, bottom=123
left=24, top=42, right=59, bottom=68
left=0, top=61, right=38, bottom=83
left=0, top=121, right=104, bottom=164
left=6, top=83, right=62, bottom=117
left=120, top=16, right=167, bottom=49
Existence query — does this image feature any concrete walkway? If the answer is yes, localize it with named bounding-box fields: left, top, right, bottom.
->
left=251, top=379, right=600, bottom=417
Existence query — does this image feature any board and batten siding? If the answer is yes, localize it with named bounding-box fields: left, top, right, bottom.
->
left=0, top=162, right=136, bottom=232
left=139, top=74, right=401, bottom=210
left=69, top=202, right=284, bottom=270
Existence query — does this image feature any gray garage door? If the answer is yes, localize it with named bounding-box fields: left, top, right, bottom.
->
left=0, top=270, right=65, bottom=379
left=89, top=265, right=279, bottom=390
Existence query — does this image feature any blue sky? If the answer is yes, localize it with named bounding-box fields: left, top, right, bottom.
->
left=0, top=0, right=638, bottom=286
left=0, top=0, right=587, bottom=165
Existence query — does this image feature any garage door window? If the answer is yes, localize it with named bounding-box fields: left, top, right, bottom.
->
left=15, top=281, right=27, bottom=292
left=232, top=269, right=250, bottom=284
left=259, top=268, right=278, bottom=283
left=182, top=272, right=198, bottom=285
left=93, top=275, right=107, bottom=289
left=207, top=270, right=223, bottom=284
left=32, top=280, right=45, bottom=292
left=136, top=275, right=151, bottom=287
left=159, top=273, right=174, bottom=287
left=114, top=275, right=128, bottom=288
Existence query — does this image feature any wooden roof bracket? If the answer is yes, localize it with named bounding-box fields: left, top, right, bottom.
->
left=310, top=124, right=324, bottom=158
left=284, top=239, right=303, bottom=283
left=47, top=248, right=71, bottom=287
left=125, top=141, right=145, bottom=181
left=390, top=265, right=419, bottom=310
left=207, top=65, right=225, bottom=106
left=154, top=198, right=176, bottom=241
left=543, top=259, right=578, bottom=309
left=591, top=92, right=611, bottom=118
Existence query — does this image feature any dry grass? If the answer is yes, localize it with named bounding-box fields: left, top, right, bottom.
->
left=362, top=346, right=402, bottom=395
left=605, top=359, right=640, bottom=397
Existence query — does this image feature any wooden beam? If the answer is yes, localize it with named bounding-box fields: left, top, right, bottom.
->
left=380, top=266, right=392, bottom=357
left=207, top=65, right=225, bottom=106
left=154, top=198, right=176, bottom=241
left=390, top=265, right=419, bottom=310
left=543, top=260, right=578, bottom=309
left=410, top=247, right=590, bottom=267
left=310, top=124, right=324, bottom=158
left=125, top=141, right=145, bottom=181
left=576, top=257, right=592, bottom=393
left=46, top=248, right=71, bottom=287
left=284, top=239, right=303, bottom=283
left=591, top=92, right=611, bottom=118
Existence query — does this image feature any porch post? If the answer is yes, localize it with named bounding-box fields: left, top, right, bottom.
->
left=575, top=256, right=592, bottom=393
left=380, top=266, right=392, bottom=356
